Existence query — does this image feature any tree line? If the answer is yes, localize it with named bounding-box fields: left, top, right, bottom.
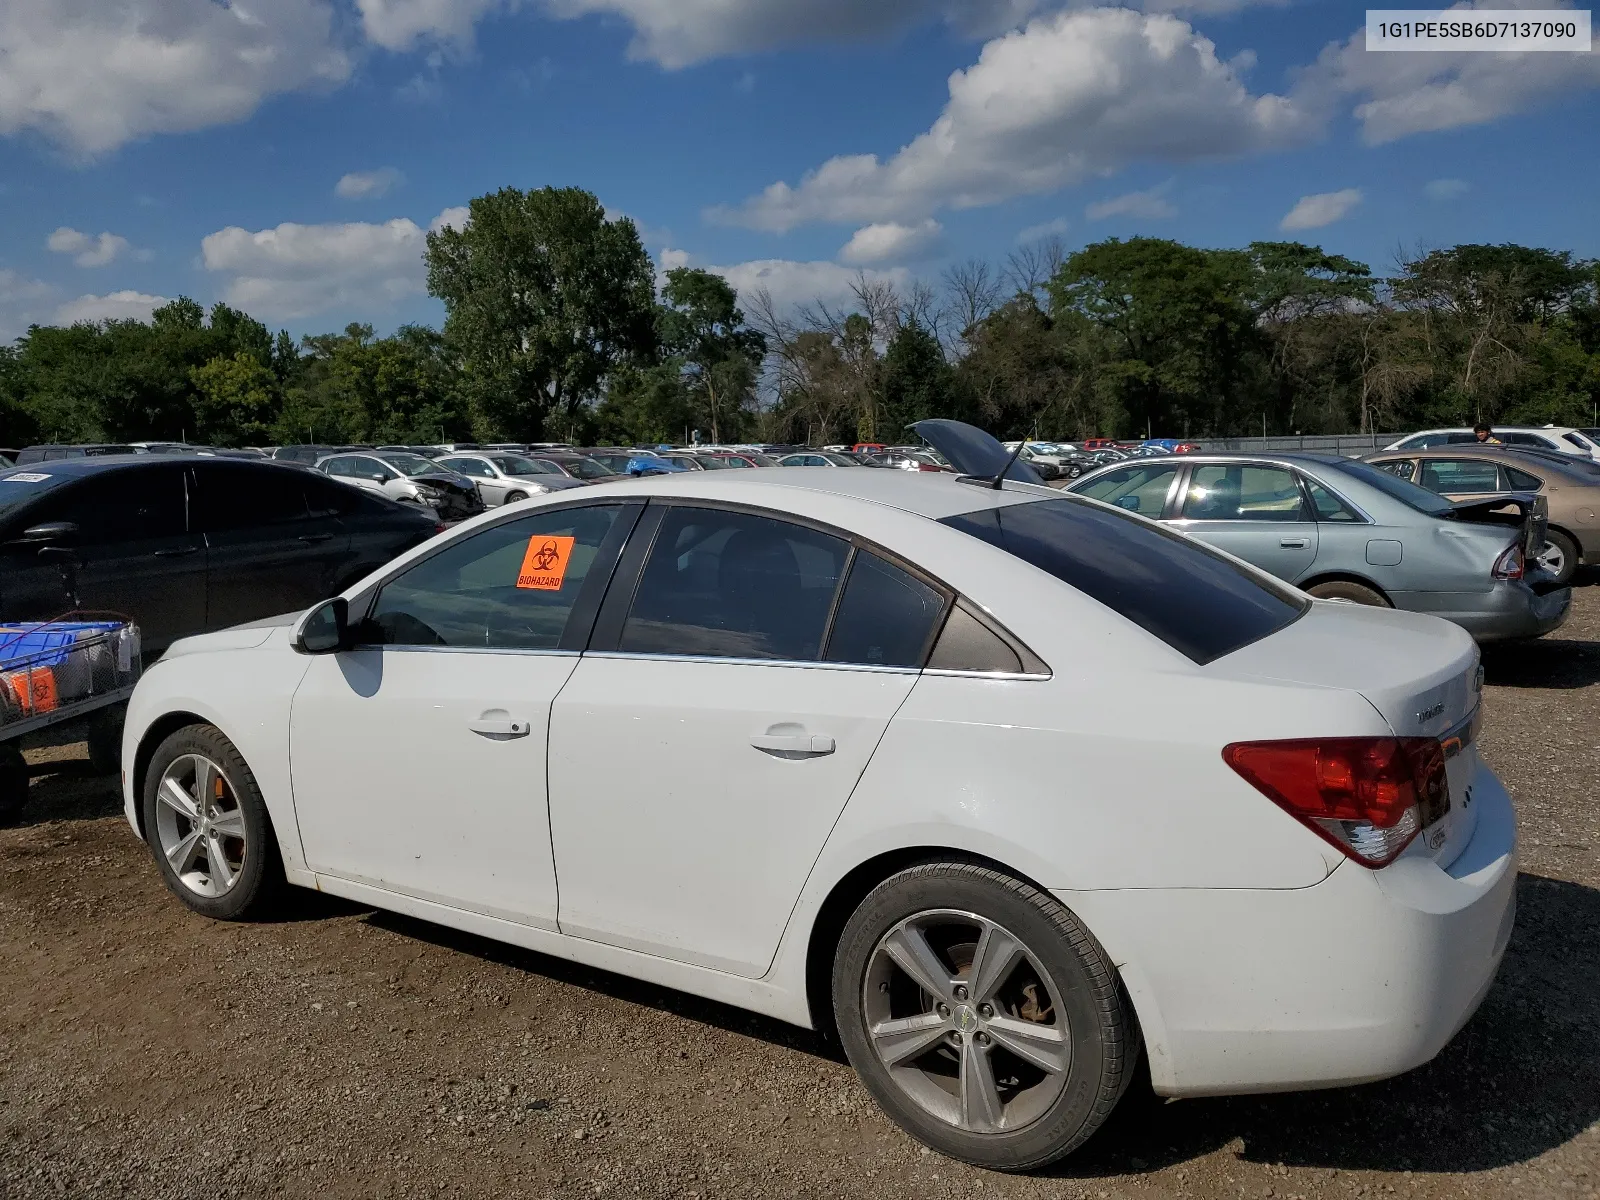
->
left=3, top=185, right=1596, bottom=450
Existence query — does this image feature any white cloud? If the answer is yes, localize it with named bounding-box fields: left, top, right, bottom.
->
left=336, top=168, right=405, bottom=200
left=1295, top=2, right=1600, bottom=144
left=1017, top=216, right=1070, bottom=243
left=201, top=210, right=460, bottom=320
left=356, top=0, right=507, bottom=50
left=0, top=0, right=350, bottom=156
left=661, top=250, right=911, bottom=314
left=1085, top=182, right=1177, bottom=221
left=713, top=9, right=1309, bottom=232
left=430, top=206, right=471, bottom=232
left=46, top=227, right=130, bottom=267
left=1279, top=188, right=1362, bottom=231
left=1425, top=178, right=1470, bottom=201
left=0, top=270, right=58, bottom=342
left=839, top=219, right=944, bottom=265
left=56, top=290, right=171, bottom=325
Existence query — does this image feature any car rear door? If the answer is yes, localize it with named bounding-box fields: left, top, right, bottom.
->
left=1168, top=462, right=1319, bottom=583
left=546, top=503, right=948, bottom=978
left=190, top=461, right=351, bottom=629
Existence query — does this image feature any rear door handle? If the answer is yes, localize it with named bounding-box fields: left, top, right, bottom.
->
left=469, top=715, right=530, bottom=739
left=1279, top=538, right=1309, bottom=548
left=154, top=546, right=200, bottom=558
left=750, top=733, right=835, bottom=755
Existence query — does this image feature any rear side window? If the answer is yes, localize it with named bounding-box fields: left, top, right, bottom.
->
left=823, top=552, right=947, bottom=668
left=1419, top=459, right=1502, bottom=494
left=942, top=498, right=1307, bottom=665
left=621, top=507, right=849, bottom=661
left=1505, top=466, right=1543, bottom=490
left=1303, top=476, right=1361, bottom=522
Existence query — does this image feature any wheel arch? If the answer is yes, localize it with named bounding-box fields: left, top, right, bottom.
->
left=1296, top=570, right=1394, bottom=605
left=129, top=710, right=209, bottom=839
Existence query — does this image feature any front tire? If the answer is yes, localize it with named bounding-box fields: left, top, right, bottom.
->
left=832, top=862, right=1135, bottom=1172
left=141, top=724, right=283, bottom=920
left=503, top=490, right=528, bottom=505
left=1306, top=579, right=1390, bottom=607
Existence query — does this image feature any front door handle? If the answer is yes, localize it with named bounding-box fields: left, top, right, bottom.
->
left=750, top=733, right=835, bottom=755
left=469, top=715, right=530, bottom=739
left=154, top=545, right=200, bottom=558
left=1279, top=538, right=1310, bottom=549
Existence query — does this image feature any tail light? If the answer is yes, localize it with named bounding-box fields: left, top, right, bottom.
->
left=1222, top=737, right=1448, bottom=867
left=1493, top=543, right=1524, bottom=580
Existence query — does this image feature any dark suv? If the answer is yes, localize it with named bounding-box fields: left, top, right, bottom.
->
left=0, top=457, right=437, bottom=653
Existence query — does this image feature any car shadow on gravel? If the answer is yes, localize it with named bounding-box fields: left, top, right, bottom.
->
left=365, top=910, right=848, bottom=1064
left=0, top=758, right=123, bottom=830
left=1053, top=872, right=1599, bottom=1180
left=1482, top=637, right=1600, bottom=689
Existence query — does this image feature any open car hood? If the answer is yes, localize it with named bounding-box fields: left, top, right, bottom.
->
left=909, top=419, right=1046, bottom=486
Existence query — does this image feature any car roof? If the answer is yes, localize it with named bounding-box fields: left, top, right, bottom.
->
left=575, top=464, right=1051, bottom=520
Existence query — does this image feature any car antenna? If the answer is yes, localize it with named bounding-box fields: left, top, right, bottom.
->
left=989, top=421, right=1036, bottom=490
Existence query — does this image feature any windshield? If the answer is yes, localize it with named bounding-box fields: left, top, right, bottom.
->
left=381, top=453, right=448, bottom=477
left=497, top=456, right=559, bottom=476
left=1332, top=460, right=1454, bottom=515
left=562, top=456, right=615, bottom=479
left=943, top=497, right=1307, bottom=664
left=695, top=455, right=733, bottom=470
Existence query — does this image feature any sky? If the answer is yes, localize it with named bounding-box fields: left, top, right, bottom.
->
left=1, top=0, right=1597, bottom=343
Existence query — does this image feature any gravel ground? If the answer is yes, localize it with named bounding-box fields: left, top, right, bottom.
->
left=2, top=588, right=1598, bottom=1200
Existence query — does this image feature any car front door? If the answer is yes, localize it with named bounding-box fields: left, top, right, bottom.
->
left=546, top=504, right=945, bottom=978
left=191, top=461, right=352, bottom=628
left=1168, top=462, right=1319, bottom=582
left=290, top=500, right=639, bottom=928
left=0, top=464, right=206, bottom=652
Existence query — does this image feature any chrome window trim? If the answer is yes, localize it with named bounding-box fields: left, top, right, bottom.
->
left=582, top=650, right=920, bottom=675
left=348, top=643, right=580, bottom=658
left=922, top=668, right=1052, bottom=682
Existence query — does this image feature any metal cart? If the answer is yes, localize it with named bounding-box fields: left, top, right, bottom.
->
left=0, top=615, right=142, bottom=819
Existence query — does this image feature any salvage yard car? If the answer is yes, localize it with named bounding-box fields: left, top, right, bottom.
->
left=123, top=442, right=1516, bottom=1172
left=1067, top=452, right=1570, bottom=643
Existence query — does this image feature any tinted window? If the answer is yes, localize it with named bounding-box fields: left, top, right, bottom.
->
left=444, top=458, right=493, bottom=478
left=621, top=507, right=848, bottom=661
left=1327, top=460, right=1454, bottom=516
left=191, top=463, right=310, bottom=531
left=1303, top=476, right=1361, bottom=522
left=1505, top=466, right=1543, bottom=491
left=1563, top=432, right=1593, bottom=451
left=824, top=552, right=947, bottom=668
left=1077, top=464, right=1177, bottom=516
left=942, top=498, right=1307, bottom=665
left=44, top=467, right=188, bottom=541
left=926, top=605, right=1025, bottom=674
left=1502, top=432, right=1556, bottom=449
left=1181, top=465, right=1308, bottom=522
left=366, top=506, right=621, bottom=649
left=304, top=473, right=372, bottom=518
left=1420, top=459, right=1502, bottom=494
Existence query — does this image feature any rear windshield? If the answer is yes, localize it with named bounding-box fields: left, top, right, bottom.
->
left=1331, top=460, right=1454, bottom=515
left=942, top=497, right=1307, bottom=664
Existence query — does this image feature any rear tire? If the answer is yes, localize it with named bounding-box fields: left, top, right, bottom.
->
left=832, top=862, right=1135, bottom=1172
left=141, top=724, right=283, bottom=921
left=1537, top=529, right=1579, bottom=585
left=1305, top=579, right=1390, bottom=607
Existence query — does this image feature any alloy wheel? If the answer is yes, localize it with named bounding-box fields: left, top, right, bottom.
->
left=1537, top=540, right=1567, bottom=577
left=153, top=754, right=248, bottom=899
left=863, top=909, right=1071, bottom=1135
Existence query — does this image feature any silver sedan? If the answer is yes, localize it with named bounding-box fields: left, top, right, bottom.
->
left=1066, top=452, right=1571, bottom=642
left=434, top=453, right=589, bottom=506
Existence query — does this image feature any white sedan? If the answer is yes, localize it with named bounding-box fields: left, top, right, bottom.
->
left=121, top=456, right=1515, bottom=1172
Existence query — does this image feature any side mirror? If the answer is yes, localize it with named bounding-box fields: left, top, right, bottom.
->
left=20, top=520, right=79, bottom=544
left=367, top=472, right=389, bottom=483
left=295, top=597, right=349, bottom=655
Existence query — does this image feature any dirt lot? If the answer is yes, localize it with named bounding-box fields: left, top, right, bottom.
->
left=3, top=591, right=1598, bottom=1200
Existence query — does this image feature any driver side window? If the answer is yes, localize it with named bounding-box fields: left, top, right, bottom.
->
left=365, top=505, right=623, bottom=649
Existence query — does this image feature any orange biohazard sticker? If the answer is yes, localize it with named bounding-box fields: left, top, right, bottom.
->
left=517, top=535, right=576, bottom=591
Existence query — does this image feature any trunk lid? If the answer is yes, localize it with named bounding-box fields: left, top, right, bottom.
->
left=1445, top=491, right=1548, bottom=563
left=1212, top=601, right=1484, bottom=868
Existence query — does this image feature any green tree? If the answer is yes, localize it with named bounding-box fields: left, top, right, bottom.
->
left=190, top=352, right=279, bottom=445
left=658, top=268, right=766, bottom=443
left=425, top=187, right=658, bottom=439
left=880, top=318, right=957, bottom=435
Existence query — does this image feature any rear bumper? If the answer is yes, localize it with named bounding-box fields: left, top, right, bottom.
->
left=1062, top=769, right=1517, bottom=1097
left=1395, top=580, right=1571, bottom=642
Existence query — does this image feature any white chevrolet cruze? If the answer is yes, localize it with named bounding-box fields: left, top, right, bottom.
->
left=122, top=431, right=1516, bottom=1172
